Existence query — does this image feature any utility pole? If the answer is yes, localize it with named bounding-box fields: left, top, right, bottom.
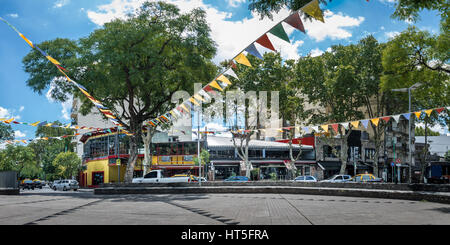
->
left=197, top=105, right=201, bottom=187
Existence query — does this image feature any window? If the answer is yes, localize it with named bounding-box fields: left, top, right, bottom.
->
left=365, top=148, right=376, bottom=160
left=343, top=175, right=350, bottom=180
left=306, top=176, right=315, bottom=180
left=334, top=176, right=343, bottom=180
left=295, top=176, right=305, bottom=181
left=362, top=175, right=371, bottom=181
left=144, top=171, right=157, bottom=179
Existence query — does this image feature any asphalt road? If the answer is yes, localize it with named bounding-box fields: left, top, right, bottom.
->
left=1, top=186, right=449, bottom=225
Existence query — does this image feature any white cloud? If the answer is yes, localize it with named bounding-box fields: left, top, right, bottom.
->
left=7, top=13, right=19, bottom=18
left=14, top=130, right=26, bottom=138
left=309, top=48, right=324, bottom=57
left=54, top=0, right=70, bottom=8
left=19, top=106, right=24, bottom=112
left=0, top=106, right=21, bottom=120
left=46, top=80, right=73, bottom=121
left=227, top=0, right=246, bottom=8
left=87, top=1, right=364, bottom=64
left=303, top=10, right=365, bottom=42
left=416, top=123, right=449, bottom=136
left=385, top=31, right=400, bottom=39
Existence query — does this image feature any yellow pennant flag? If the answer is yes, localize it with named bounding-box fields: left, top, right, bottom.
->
left=320, top=125, right=329, bottom=132
left=30, top=121, right=40, bottom=126
left=371, top=118, right=380, bottom=127
left=169, top=110, right=177, bottom=119
left=234, top=53, right=252, bottom=67
left=189, top=97, right=200, bottom=106
left=350, top=121, right=360, bottom=128
left=193, top=94, right=206, bottom=102
left=19, top=33, right=34, bottom=48
left=181, top=104, right=190, bottom=113
left=414, top=111, right=422, bottom=119
left=45, top=123, right=53, bottom=127
left=209, top=80, right=224, bottom=91
left=46, top=56, right=61, bottom=65
left=301, top=0, right=325, bottom=23
left=4, top=118, right=15, bottom=123
left=425, top=109, right=433, bottom=117
left=217, top=74, right=232, bottom=85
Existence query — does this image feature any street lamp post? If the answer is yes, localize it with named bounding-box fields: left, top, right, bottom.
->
left=391, top=82, right=422, bottom=184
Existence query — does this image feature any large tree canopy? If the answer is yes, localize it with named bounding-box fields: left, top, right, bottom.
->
left=22, top=1, right=218, bottom=182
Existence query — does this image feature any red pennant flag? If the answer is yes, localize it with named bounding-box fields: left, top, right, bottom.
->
left=381, top=116, right=391, bottom=123
left=204, top=85, right=217, bottom=96
left=284, top=12, right=305, bottom=33
left=230, top=61, right=237, bottom=70
left=256, top=34, right=276, bottom=52
left=436, top=107, right=445, bottom=114
left=331, top=124, right=339, bottom=133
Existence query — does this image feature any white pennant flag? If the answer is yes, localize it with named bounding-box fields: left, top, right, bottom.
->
left=224, top=68, right=239, bottom=80
left=393, top=115, right=401, bottom=123
left=340, top=122, right=349, bottom=129
left=311, top=126, right=319, bottom=132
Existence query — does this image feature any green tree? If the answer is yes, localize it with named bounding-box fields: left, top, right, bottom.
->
left=295, top=36, right=386, bottom=175
left=0, top=144, right=38, bottom=178
left=415, top=126, right=440, bottom=136
left=52, top=152, right=81, bottom=179
left=248, top=0, right=329, bottom=19
left=22, top=1, right=217, bottom=183
left=445, top=150, right=450, bottom=161
left=0, top=123, right=14, bottom=141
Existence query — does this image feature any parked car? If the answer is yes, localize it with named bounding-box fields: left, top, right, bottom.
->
left=320, top=175, right=352, bottom=183
left=224, top=176, right=250, bottom=182
left=52, top=179, right=79, bottom=191
left=195, top=177, right=207, bottom=182
left=171, top=174, right=198, bottom=182
left=132, top=170, right=191, bottom=183
left=20, top=179, right=35, bottom=190
left=293, top=176, right=317, bottom=182
left=32, top=179, right=44, bottom=189
left=351, top=174, right=383, bottom=182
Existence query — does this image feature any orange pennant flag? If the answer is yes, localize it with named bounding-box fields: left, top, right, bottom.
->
left=320, top=124, right=329, bottom=133
left=414, top=111, right=422, bottom=119
left=371, top=118, right=380, bottom=127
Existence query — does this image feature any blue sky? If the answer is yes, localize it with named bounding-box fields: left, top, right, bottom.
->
left=0, top=0, right=445, bottom=140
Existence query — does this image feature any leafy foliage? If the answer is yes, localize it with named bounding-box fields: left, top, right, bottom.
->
left=52, top=152, right=81, bottom=179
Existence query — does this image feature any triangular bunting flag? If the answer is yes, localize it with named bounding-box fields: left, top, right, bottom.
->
left=301, top=0, right=325, bottom=23
left=425, top=109, right=433, bottom=117
left=284, top=12, right=305, bottom=33
left=302, top=126, right=309, bottom=133
left=371, top=118, right=380, bottom=127
left=361, top=120, right=369, bottom=129
left=217, top=74, right=232, bottom=85
left=392, top=115, right=401, bottom=123
left=311, top=126, right=319, bottom=132
left=331, top=124, right=339, bottom=134
left=256, top=34, right=276, bottom=52
left=234, top=53, right=252, bottom=67
left=350, top=121, right=360, bottom=128
left=194, top=94, right=206, bottom=102
left=189, top=97, right=200, bottom=106
left=414, top=111, right=421, bottom=119
left=224, top=68, right=239, bottom=80
left=340, top=122, right=349, bottom=129
left=209, top=80, right=224, bottom=91
left=436, top=107, right=445, bottom=114
left=204, top=85, right=218, bottom=95
left=269, top=23, right=290, bottom=43
left=245, top=43, right=263, bottom=59
left=381, top=116, right=391, bottom=123
left=402, top=113, right=410, bottom=120
left=320, top=124, right=329, bottom=133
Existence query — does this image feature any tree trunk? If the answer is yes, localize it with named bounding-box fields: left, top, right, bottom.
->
left=142, top=128, right=154, bottom=176
left=339, top=128, right=352, bottom=175
left=419, top=121, right=428, bottom=183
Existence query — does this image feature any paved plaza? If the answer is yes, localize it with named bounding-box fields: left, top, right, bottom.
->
left=1, top=187, right=449, bottom=225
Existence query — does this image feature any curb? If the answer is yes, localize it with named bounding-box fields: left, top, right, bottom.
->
left=94, top=186, right=450, bottom=204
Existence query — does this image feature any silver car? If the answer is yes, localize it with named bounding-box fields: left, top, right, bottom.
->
left=52, top=179, right=79, bottom=191
left=293, top=176, right=317, bottom=182
left=320, top=175, right=352, bottom=183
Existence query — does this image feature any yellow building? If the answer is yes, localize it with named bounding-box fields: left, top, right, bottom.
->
left=79, top=129, right=202, bottom=187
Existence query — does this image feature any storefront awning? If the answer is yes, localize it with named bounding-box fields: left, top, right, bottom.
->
left=318, top=161, right=341, bottom=171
